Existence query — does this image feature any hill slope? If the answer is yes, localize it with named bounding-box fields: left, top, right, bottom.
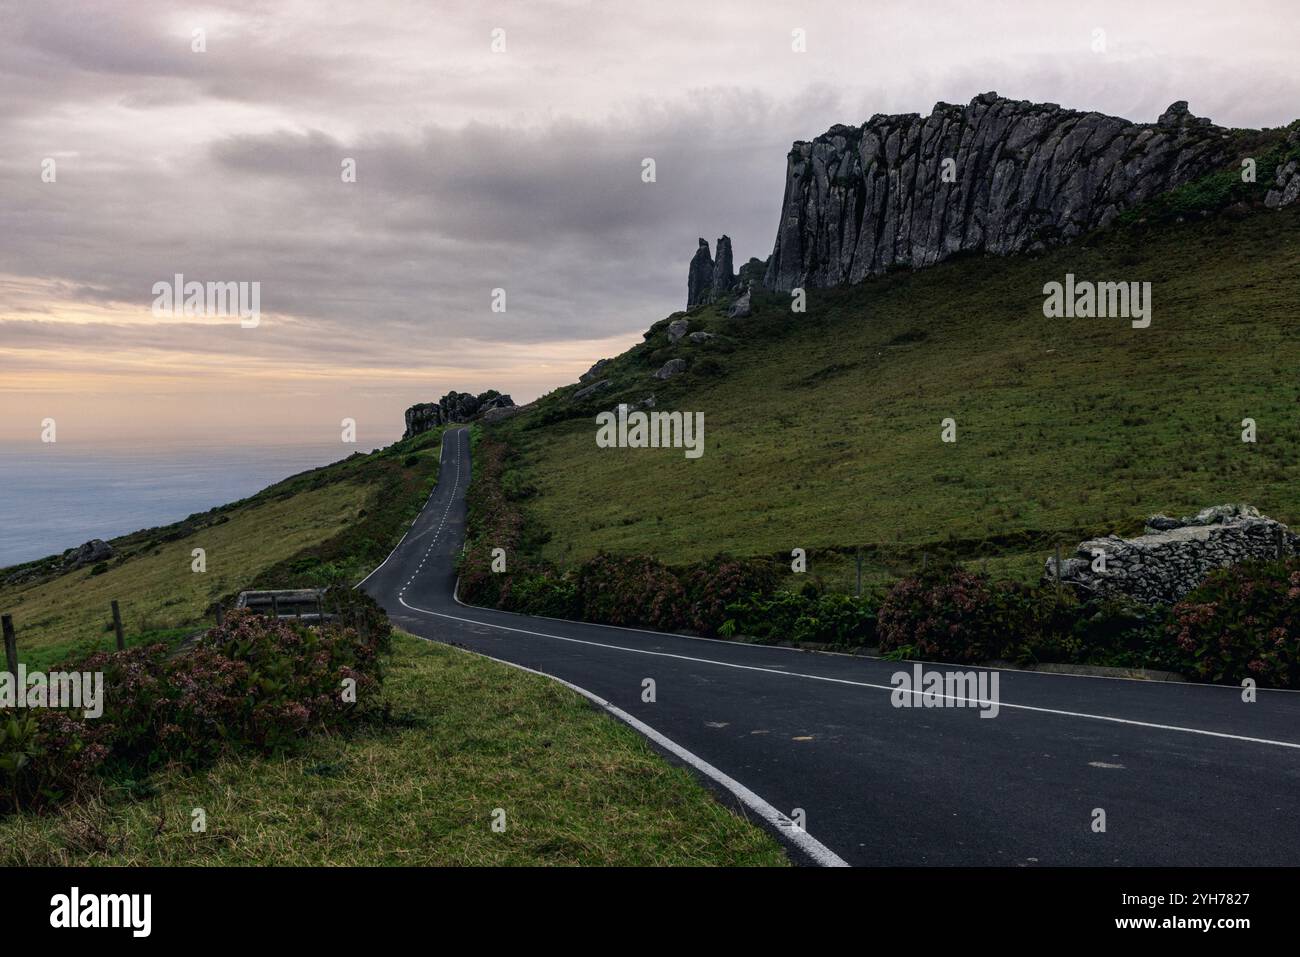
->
left=0, top=430, right=445, bottom=665
left=493, top=205, right=1300, bottom=588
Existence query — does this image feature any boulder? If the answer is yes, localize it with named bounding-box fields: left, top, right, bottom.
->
left=688, top=331, right=716, bottom=344
left=63, top=539, right=114, bottom=570
left=667, top=319, right=690, bottom=343
left=573, top=379, right=613, bottom=401
left=654, top=358, right=687, bottom=380
left=1044, top=504, right=1298, bottom=604
left=580, top=358, right=612, bottom=382
left=727, top=286, right=752, bottom=319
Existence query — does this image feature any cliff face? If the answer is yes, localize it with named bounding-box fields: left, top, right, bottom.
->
left=762, top=93, right=1238, bottom=291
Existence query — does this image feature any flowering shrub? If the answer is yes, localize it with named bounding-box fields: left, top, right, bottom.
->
left=684, top=558, right=778, bottom=636
left=574, top=554, right=688, bottom=630
left=1, top=586, right=392, bottom=814
left=1167, top=558, right=1300, bottom=687
left=879, top=566, right=1017, bottom=662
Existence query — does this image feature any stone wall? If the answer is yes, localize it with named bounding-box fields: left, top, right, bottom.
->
left=1045, top=505, right=1298, bottom=605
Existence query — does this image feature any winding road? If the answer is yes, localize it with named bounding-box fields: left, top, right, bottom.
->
left=362, top=428, right=1300, bottom=867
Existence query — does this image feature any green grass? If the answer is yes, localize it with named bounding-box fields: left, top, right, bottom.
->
left=0, top=429, right=445, bottom=664
left=496, top=206, right=1300, bottom=585
left=0, top=633, right=789, bottom=866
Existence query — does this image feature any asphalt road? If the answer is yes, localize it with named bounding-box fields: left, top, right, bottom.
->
left=362, top=427, right=1300, bottom=866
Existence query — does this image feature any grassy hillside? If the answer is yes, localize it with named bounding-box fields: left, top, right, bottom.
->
left=0, top=429, right=445, bottom=665
left=495, top=205, right=1300, bottom=589
left=0, top=633, right=789, bottom=867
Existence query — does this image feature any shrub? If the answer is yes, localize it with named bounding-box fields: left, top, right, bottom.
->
left=683, top=557, right=778, bottom=636
left=722, top=590, right=878, bottom=646
left=502, top=571, right=579, bottom=619
left=574, top=554, right=687, bottom=630
left=878, top=565, right=1045, bottom=663
left=1, top=587, right=392, bottom=815
left=1167, top=558, right=1300, bottom=687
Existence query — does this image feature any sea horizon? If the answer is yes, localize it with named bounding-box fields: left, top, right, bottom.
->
left=0, top=438, right=385, bottom=569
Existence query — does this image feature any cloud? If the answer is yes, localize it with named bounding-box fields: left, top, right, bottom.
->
left=1, top=0, right=1298, bottom=440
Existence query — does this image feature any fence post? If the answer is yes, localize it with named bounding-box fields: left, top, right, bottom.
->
left=855, top=549, right=862, bottom=598
left=214, top=603, right=225, bottom=627
left=921, top=552, right=928, bottom=572
left=1054, top=545, right=1063, bottom=600
left=271, top=595, right=280, bottom=619
left=111, top=600, right=125, bottom=651
left=2, top=615, right=17, bottom=680
left=1277, top=526, right=1286, bottom=560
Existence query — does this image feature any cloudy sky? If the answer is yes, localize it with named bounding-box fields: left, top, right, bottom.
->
left=2, top=0, right=1297, bottom=444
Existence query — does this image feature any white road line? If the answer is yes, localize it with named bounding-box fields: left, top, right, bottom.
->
left=428, top=639, right=850, bottom=867
left=354, top=430, right=456, bottom=588
left=397, top=597, right=1300, bottom=752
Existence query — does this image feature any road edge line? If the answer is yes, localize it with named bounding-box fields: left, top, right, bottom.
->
left=422, top=635, right=850, bottom=868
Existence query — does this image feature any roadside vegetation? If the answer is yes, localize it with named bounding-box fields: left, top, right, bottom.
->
left=465, top=203, right=1300, bottom=686
left=0, top=632, right=788, bottom=866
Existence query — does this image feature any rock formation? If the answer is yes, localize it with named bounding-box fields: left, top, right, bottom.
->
left=403, top=390, right=515, bottom=438
left=654, top=358, right=687, bottom=380
left=686, top=239, right=714, bottom=307
left=62, top=539, right=113, bottom=570
left=573, top=379, right=612, bottom=401
left=727, top=286, right=752, bottom=319
left=760, top=92, right=1241, bottom=291
left=711, top=235, right=736, bottom=299
left=1045, top=505, right=1297, bottom=605
left=580, top=358, right=612, bottom=382
left=686, top=236, right=742, bottom=307
left=1265, top=131, right=1300, bottom=208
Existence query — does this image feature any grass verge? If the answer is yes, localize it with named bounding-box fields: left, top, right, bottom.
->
left=0, top=632, right=790, bottom=866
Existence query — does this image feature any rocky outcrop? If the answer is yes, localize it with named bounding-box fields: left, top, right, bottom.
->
left=763, top=92, right=1240, bottom=291
left=686, top=236, right=742, bottom=307
left=403, top=390, right=515, bottom=438
left=573, top=379, right=612, bottom=401
left=1265, top=132, right=1300, bottom=208
left=1045, top=505, right=1298, bottom=605
left=654, top=358, right=687, bottom=380
left=580, top=358, right=612, bottom=382
left=687, top=239, right=714, bottom=307
left=727, top=286, right=752, bottom=319
left=63, top=539, right=113, bottom=570
left=711, top=235, right=736, bottom=299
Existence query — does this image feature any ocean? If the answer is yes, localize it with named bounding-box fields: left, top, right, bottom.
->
left=0, top=441, right=360, bottom=569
